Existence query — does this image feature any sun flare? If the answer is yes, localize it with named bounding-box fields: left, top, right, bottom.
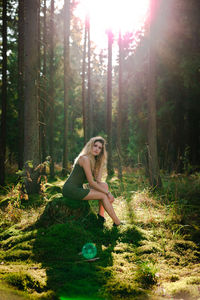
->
left=75, top=0, right=150, bottom=47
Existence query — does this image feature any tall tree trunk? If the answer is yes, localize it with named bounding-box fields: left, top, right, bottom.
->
left=24, top=0, right=40, bottom=192
left=49, top=0, right=55, bottom=177
left=147, top=0, right=162, bottom=188
left=82, top=16, right=87, bottom=144
left=87, top=14, right=92, bottom=138
left=38, top=0, right=41, bottom=162
left=0, top=0, right=7, bottom=186
left=24, top=0, right=39, bottom=165
left=62, top=0, right=70, bottom=175
left=106, top=30, right=114, bottom=176
left=41, top=0, right=47, bottom=162
left=117, top=30, right=123, bottom=180
left=18, top=0, right=24, bottom=170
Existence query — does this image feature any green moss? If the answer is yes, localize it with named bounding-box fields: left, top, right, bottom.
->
left=187, top=277, right=200, bottom=285
left=44, top=183, right=62, bottom=195
left=173, top=240, right=198, bottom=251
left=170, top=274, right=180, bottom=282
left=104, top=278, right=144, bottom=298
left=4, top=272, right=44, bottom=292
left=170, top=283, right=199, bottom=299
left=1, top=231, right=36, bottom=250
left=1, top=172, right=200, bottom=299
left=4, top=249, right=33, bottom=261
left=36, top=195, right=90, bottom=227
left=137, top=242, right=162, bottom=255
left=0, top=226, right=22, bottom=240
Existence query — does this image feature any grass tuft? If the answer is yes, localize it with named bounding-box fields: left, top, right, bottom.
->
left=4, top=272, right=44, bottom=292
left=135, top=261, right=157, bottom=288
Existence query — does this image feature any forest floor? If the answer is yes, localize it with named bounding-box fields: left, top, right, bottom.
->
left=0, top=168, right=200, bottom=300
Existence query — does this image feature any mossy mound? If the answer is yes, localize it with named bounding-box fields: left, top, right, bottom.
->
left=1, top=171, right=200, bottom=299
left=4, top=272, right=44, bottom=293
left=36, top=194, right=90, bottom=227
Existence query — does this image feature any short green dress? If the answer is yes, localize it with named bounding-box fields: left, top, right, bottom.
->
left=62, top=163, right=90, bottom=200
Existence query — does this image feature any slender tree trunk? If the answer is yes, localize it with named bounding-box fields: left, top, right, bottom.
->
left=24, top=0, right=40, bottom=192
left=0, top=0, right=7, bottom=186
left=106, top=30, right=114, bottom=176
left=18, top=0, right=24, bottom=170
left=82, top=17, right=87, bottom=144
left=62, top=0, right=70, bottom=175
left=38, top=0, right=41, bottom=162
left=147, top=0, right=162, bottom=188
left=41, top=0, right=47, bottom=162
left=24, top=0, right=39, bottom=164
left=117, top=30, right=123, bottom=180
left=87, top=14, right=92, bottom=138
left=49, top=0, right=55, bottom=177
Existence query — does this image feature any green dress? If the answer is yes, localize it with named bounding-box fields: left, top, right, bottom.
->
left=62, top=163, right=90, bottom=200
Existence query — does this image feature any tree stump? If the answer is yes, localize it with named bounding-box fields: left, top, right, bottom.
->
left=36, top=194, right=90, bottom=227
left=24, top=161, right=48, bottom=195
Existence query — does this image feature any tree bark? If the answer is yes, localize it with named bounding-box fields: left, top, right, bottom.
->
left=106, top=30, right=114, bottom=176
left=24, top=0, right=40, bottom=165
left=62, top=0, right=70, bottom=175
left=0, top=0, right=7, bottom=186
left=24, top=0, right=40, bottom=192
left=49, top=0, right=55, bottom=177
left=38, top=0, right=41, bottom=162
left=82, top=16, right=87, bottom=144
left=147, top=0, right=162, bottom=188
left=117, top=30, right=123, bottom=180
left=87, top=14, right=92, bottom=138
left=41, top=0, right=47, bottom=162
left=18, top=0, right=24, bottom=170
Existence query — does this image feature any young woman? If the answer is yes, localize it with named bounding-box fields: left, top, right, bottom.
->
left=62, top=136, right=121, bottom=226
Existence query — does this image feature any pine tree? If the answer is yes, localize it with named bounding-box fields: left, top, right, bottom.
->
left=0, top=0, right=8, bottom=185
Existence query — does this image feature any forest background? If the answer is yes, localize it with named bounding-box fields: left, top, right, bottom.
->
left=1, top=1, right=200, bottom=299
left=0, top=0, right=199, bottom=188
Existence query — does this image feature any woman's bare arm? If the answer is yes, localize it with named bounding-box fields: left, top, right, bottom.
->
left=96, top=166, right=103, bottom=183
left=79, top=156, right=108, bottom=195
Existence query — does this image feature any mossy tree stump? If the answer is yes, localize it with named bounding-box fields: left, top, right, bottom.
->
left=36, top=193, right=90, bottom=227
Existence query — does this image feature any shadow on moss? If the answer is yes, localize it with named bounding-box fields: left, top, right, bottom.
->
left=31, top=195, right=122, bottom=299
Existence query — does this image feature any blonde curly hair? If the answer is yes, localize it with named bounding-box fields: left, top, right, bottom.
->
left=74, top=136, right=107, bottom=178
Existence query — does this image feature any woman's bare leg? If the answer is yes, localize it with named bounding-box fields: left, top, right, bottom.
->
left=98, top=182, right=108, bottom=218
left=98, top=203, right=105, bottom=218
left=83, top=190, right=120, bottom=225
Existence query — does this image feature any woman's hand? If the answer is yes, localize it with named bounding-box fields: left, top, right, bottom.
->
left=107, top=191, right=115, bottom=203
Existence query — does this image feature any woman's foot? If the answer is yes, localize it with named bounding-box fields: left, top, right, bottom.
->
left=113, top=221, right=125, bottom=227
left=97, top=213, right=106, bottom=223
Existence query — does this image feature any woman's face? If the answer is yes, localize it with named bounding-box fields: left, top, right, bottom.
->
left=91, top=141, right=103, bottom=157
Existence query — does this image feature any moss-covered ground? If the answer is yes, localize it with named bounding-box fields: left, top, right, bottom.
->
left=0, top=169, right=200, bottom=299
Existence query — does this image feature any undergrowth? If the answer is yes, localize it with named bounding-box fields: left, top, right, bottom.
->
left=0, top=169, right=200, bottom=299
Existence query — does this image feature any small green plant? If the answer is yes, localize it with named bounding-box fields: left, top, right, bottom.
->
left=0, top=184, right=23, bottom=223
left=172, top=224, right=189, bottom=240
left=135, top=261, right=157, bottom=288
left=181, top=145, right=193, bottom=174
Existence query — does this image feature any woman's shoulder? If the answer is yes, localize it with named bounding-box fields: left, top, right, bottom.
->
left=78, top=155, right=89, bottom=166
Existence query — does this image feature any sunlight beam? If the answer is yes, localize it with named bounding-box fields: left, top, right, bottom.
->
left=75, top=0, right=150, bottom=47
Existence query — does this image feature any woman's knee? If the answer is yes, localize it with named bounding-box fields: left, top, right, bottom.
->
left=109, top=198, right=114, bottom=204
left=101, top=194, right=108, bottom=203
left=99, top=182, right=108, bottom=191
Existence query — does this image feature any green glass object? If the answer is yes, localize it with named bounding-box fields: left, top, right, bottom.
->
left=82, top=243, right=97, bottom=259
